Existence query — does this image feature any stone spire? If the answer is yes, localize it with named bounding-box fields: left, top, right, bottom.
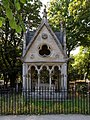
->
left=43, top=5, right=47, bottom=19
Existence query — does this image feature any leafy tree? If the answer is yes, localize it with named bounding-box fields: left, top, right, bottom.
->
left=48, top=0, right=90, bottom=57
left=72, top=46, right=90, bottom=80
left=0, top=0, right=42, bottom=32
left=0, top=0, right=42, bottom=87
left=0, top=0, right=25, bottom=32
left=68, top=55, right=79, bottom=81
left=69, top=0, right=90, bottom=47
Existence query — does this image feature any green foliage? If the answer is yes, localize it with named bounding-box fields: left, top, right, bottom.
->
left=69, top=0, right=90, bottom=47
left=1, top=0, right=24, bottom=33
left=0, top=20, right=2, bottom=27
left=0, top=0, right=42, bottom=87
left=0, top=0, right=42, bottom=33
left=40, top=70, right=49, bottom=83
left=68, top=46, right=90, bottom=81
left=68, top=56, right=79, bottom=81
left=71, top=46, right=90, bottom=80
left=15, top=2, right=21, bottom=11
left=20, top=0, right=26, bottom=4
left=76, top=83, right=87, bottom=94
left=48, top=0, right=90, bottom=86
left=48, top=0, right=90, bottom=56
left=6, top=8, right=13, bottom=20
left=1, top=0, right=23, bottom=32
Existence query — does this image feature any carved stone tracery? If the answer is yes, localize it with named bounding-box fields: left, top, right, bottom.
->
left=27, top=64, right=62, bottom=91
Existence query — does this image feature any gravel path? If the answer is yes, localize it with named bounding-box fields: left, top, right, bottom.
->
left=0, top=115, right=90, bottom=120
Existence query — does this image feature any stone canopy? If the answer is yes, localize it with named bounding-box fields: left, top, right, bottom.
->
left=22, top=7, right=68, bottom=95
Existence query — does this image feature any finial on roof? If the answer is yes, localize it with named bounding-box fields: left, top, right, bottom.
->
left=60, top=21, right=63, bottom=31
left=43, top=5, right=47, bottom=19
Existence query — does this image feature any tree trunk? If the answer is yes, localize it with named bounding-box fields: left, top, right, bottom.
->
left=67, top=50, right=71, bottom=89
left=3, top=73, right=9, bottom=88
left=9, top=73, right=17, bottom=88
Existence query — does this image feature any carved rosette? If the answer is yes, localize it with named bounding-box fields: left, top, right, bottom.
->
left=42, top=33, right=48, bottom=39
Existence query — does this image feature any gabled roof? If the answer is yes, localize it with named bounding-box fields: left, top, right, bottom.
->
left=26, top=30, right=36, bottom=46
left=23, top=18, right=67, bottom=58
left=54, top=31, right=64, bottom=46
left=26, top=30, right=64, bottom=47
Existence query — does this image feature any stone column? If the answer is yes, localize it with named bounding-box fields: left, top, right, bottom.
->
left=23, top=63, right=26, bottom=90
left=63, top=63, right=67, bottom=90
left=60, top=74, right=64, bottom=89
left=62, top=63, right=67, bottom=98
left=28, top=71, right=31, bottom=91
left=49, top=71, right=52, bottom=93
left=49, top=71, right=52, bottom=88
left=38, top=71, right=40, bottom=91
left=61, top=64, right=65, bottom=89
left=26, top=73, right=29, bottom=91
left=58, top=70, right=61, bottom=90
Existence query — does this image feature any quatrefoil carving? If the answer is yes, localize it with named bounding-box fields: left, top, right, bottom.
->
left=39, top=45, right=51, bottom=57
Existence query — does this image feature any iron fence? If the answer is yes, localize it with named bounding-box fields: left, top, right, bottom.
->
left=0, top=87, right=90, bottom=115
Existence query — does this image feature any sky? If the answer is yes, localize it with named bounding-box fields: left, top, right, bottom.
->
left=70, top=47, right=80, bottom=55
left=40, top=0, right=50, bottom=5
left=40, top=0, right=50, bottom=17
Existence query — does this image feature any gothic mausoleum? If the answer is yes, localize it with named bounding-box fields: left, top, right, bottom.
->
left=22, top=8, right=68, bottom=97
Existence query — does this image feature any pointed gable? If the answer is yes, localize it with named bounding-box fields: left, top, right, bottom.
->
left=24, top=19, right=66, bottom=57
left=22, top=6, right=68, bottom=63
